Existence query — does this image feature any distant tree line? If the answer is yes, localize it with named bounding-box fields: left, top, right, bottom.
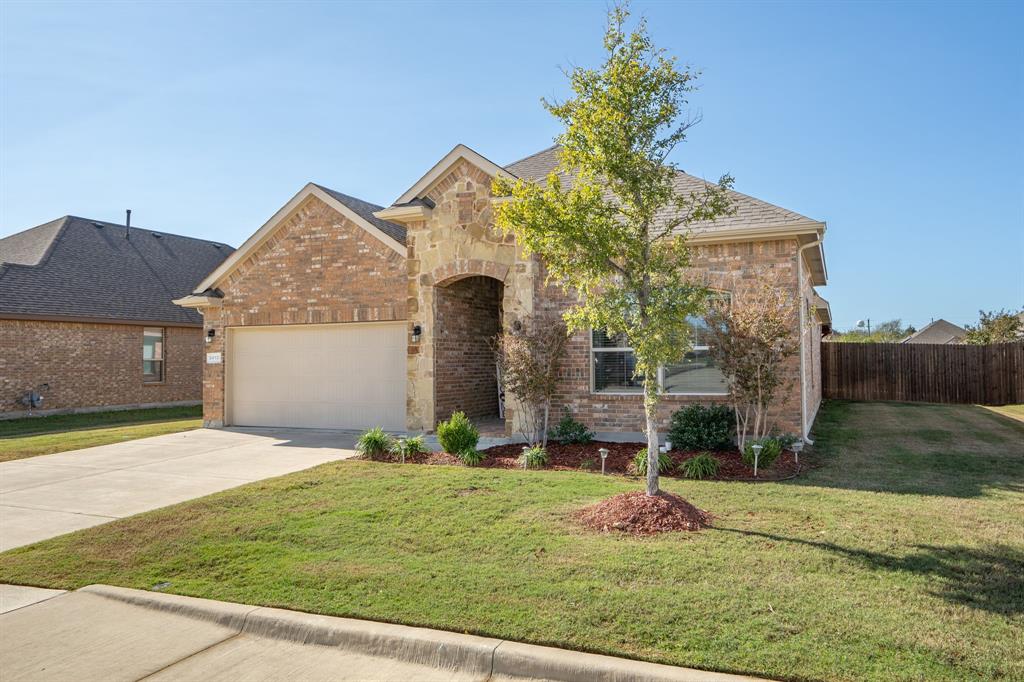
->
left=828, top=309, right=1023, bottom=344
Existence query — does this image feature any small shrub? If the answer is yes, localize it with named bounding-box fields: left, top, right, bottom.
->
left=742, top=436, right=783, bottom=470
left=680, top=452, right=719, bottom=479
left=519, top=445, right=548, bottom=469
left=580, top=457, right=597, bottom=471
left=629, top=448, right=673, bottom=476
left=667, top=404, right=735, bottom=451
left=390, top=435, right=428, bottom=463
left=550, top=412, right=594, bottom=445
left=458, top=448, right=486, bottom=467
left=436, top=412, right=479, bottom=454
left=356, top=427, right=394, bottom=461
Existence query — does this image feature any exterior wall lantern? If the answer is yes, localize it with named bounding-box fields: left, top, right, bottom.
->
left=206, top=329, right=216, bottom=344
left=411, top=324, right=422, bottom=343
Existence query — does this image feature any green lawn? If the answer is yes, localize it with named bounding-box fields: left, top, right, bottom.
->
left=0, top=405, right=202, bottom=462
left=982, top=403, right=1024, bottom=423
left=1, top=401, right=1021, bottom=681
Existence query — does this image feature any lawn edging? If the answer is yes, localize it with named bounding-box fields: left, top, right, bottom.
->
left=80, top=584, right=762, bottom=682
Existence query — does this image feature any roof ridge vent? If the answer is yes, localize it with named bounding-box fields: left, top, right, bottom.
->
left=92, top=222, right=104, bottom=228
left=151, top=232, right=162, bottom=239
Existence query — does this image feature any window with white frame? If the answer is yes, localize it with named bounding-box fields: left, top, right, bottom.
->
left=590, top=293, right=730, bottom=396
left=143, top=327, right=164, bottom=383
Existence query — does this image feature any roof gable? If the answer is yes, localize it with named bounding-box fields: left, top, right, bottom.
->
left=392, top=144, right=512, bottom=205
left=190, top=183, right=406, bottom=296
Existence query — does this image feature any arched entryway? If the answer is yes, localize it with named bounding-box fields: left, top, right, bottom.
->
left=433, top=275, right=504, bottom=430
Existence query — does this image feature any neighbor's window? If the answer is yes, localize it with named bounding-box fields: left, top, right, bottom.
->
left=591, top=293, right=730, bottom=396
left=143, top=328, right=164, bottom=383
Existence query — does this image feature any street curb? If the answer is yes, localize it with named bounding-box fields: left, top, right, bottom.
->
left=81, top=584, right=764, bottom=681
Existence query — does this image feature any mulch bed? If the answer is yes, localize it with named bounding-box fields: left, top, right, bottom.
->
left=576, top=491, right=711, bottom=535
left=400, top=441, right=801, bottom=481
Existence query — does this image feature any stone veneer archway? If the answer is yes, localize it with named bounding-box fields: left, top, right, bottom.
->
left=404, top=162, right=537, bottom=434
left=432, top=274, right=504, bottom=424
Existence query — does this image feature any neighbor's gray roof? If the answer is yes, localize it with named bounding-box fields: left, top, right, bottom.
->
left=901, top=319, right=968, bottom=345
left=313, top=184, right=406, bottom=245
left=504, top=145, right=821, bottom=234
left=0, top=216, right=233, bottom=326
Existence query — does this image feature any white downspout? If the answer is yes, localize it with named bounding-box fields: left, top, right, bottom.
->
left=797, top=237, right=823, bottom=444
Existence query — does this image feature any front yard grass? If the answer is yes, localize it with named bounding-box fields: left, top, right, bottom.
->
left=0, top=405, right=202, bottom=462
left=1, top=401, right=1021, bottom=681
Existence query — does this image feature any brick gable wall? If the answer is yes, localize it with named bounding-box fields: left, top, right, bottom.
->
left=199, top=194, right=407, bottom=426
left=0, top=319, right=201, bottom=415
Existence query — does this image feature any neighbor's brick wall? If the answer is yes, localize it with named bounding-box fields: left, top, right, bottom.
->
left=200, top=194, right=407, bottom=426
left=534, top=238, right=805, bottom=436
left=0, top=319, right=201, bottom=415
left=434, top=275, right=503, bottom=422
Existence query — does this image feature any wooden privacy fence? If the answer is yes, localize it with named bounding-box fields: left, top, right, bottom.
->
left=821, top=341, right=1024, bottom=405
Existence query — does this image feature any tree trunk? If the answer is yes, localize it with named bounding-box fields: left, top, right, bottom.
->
left=644, top=380, right=660, bottom=496
left=541, top=402, right=550, bottom=449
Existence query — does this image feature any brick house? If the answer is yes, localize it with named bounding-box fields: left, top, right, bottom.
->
left=178, top=145, right=831, bottom=440
left=0, top=216, right=232, bottom=417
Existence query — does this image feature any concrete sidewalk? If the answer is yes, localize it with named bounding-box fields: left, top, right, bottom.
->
left=0, top=584, right=764, bottom=682
left=0, top=427, right=360, bottom=551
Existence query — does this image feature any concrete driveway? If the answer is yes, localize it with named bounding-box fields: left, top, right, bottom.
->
left=0, top=427, right=360, bottom=551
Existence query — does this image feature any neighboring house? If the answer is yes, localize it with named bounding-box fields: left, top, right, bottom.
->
left=176, top=144, right=830, bottom=439
left=0, top=216, right=233, bottom=416
left=901, top=319, right=967, bottom=344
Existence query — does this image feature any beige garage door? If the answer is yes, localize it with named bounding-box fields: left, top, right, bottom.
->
left=227, top=322, right=406, bottom=430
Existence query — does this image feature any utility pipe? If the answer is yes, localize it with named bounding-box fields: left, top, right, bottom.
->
left=797, top=237, right=823, bottom=444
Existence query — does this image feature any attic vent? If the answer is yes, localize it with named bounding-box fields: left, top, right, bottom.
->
left=91, top=222, right=104, bottom=228
left=151, top=232, right=162, bottom=239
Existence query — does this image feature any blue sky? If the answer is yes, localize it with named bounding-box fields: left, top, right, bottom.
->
left=1, top=0, right=1021, bottom=331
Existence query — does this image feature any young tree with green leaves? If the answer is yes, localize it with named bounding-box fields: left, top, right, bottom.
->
left=493, top=4, right=734, bottom=496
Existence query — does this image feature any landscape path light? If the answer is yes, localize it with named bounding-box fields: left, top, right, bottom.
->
left=521, top=446, right=529, bottom=470
left=790, top=439, right=804, bottom=465
left=598, top=447, right=609, bottom=475
left=751, top=443, right=763, bottom=478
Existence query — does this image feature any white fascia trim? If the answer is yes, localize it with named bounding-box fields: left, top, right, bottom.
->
left=393, top=144, right=515, bottom=205
left=373, top=204, right=433, bottom=224
left=687, top=220, right=825, bottom=245
left=172, top=295, right=222, bottom=308
left=191, top=183, right=405, bottom=294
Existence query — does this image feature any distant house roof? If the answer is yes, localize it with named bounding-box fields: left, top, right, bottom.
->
left=901, top=319, right=968, bottom=344
left=0, top=216, right=234, bottom=326
left=504, top=145, right=823, bottom=235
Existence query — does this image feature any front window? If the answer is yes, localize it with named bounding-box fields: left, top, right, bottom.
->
left=591, top=293, right=730, bottom=396
left=143, top=328, right=164, bottom=383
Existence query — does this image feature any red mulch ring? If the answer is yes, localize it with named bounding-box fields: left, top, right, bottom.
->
left=577, top=491, right=711, bottom=535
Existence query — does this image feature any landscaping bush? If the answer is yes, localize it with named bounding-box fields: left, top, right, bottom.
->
left=742, top=436, right=783, bottom=470
left=457, top=448, right=486, bottom=466
left=550, top=412, right=594, bottom=445
left=436, top=412, right=479, bottom=454
left=667, top=404, right=734, bottom=451
left=389, top=435, right=428, bottom=463
left=680, top=452, right=719, bottom=479
left=629, top=448, right=673, bottom=476
left=356, top=427, right=394, bottom=461
left=519, top=445, right=548, bottom=469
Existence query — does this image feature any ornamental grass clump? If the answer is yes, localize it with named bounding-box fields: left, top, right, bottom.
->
left=680, top=452, right=719, bottom=479
left=356, top=427, right=394, bottom=461
left=389, top=435, right=428, bottom=464
left=519, top=446, right=549, bottom=469
left=630, top=448, right=673, bottom=477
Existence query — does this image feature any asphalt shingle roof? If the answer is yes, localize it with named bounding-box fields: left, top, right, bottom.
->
left=0, top=216, right=234, bottom=326
left=313, top=184, right=407, bottom=245
left=504, top=145, right=821, bottom=234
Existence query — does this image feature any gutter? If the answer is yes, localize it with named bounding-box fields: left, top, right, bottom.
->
left=797, top=237, right=823, bottom=444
